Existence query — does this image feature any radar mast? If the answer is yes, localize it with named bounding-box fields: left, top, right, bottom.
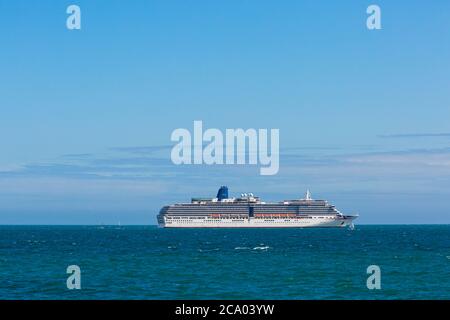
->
left=304, top=189, right=312, bottom=200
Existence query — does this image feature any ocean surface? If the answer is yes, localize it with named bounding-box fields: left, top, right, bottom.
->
left=0, top=225, right=449, bottom=300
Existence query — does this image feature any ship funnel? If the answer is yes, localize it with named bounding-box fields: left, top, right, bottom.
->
left=217, top=186, right=229, bottom=201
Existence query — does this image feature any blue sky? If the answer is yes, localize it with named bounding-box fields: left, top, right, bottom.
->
left=0, top=0, right=450, bottom=224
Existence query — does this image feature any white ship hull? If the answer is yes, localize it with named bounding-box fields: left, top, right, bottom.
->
left=159, top=215, right=357, bottom=228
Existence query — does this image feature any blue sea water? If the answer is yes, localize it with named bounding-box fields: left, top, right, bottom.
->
left=0, top=225, right=449, bottom=300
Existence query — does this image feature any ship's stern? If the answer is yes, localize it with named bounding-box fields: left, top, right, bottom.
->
left=157, top=214, right=165, bottom=228
left=156, top=206, right=170, bottom=228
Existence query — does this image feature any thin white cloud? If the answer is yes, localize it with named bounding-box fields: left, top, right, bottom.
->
left=0, top=164, right=24, bottom=173
left=378, top=133, right=450, bottom=138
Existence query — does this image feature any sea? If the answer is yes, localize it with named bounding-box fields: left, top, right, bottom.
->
left=0, top=225, right=449, bottom=300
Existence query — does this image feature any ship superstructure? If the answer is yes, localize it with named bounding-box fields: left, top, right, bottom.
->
left=157, top=186, right=357, bottom=228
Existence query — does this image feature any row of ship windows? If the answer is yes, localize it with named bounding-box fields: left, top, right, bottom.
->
left=167, top=216, right=335, bottom=219
left=169, top=208, right=329, bottom=210
left=175, top=204, right=329, bottom=207
left=170, top=220, right=246, bottom=223
left=170, top=220, right=305, bottom=223
left=166, top=212, right=336, bottom=216
left=169, top=207, right=330, bottom=209
left=168, top=219, right=335, bottom=223
left=170, top=206, right=330, bottom=209
left=168, top=217, right=336, bottom=221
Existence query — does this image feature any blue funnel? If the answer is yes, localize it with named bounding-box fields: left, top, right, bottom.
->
left=216, top=186, right=229, bottom=201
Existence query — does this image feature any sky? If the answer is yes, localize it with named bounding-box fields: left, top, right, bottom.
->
left=0, top=0, right=449, bottom=224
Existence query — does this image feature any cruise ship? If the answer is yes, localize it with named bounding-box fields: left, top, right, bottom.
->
left=157, top=186, right=358, bottom=228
